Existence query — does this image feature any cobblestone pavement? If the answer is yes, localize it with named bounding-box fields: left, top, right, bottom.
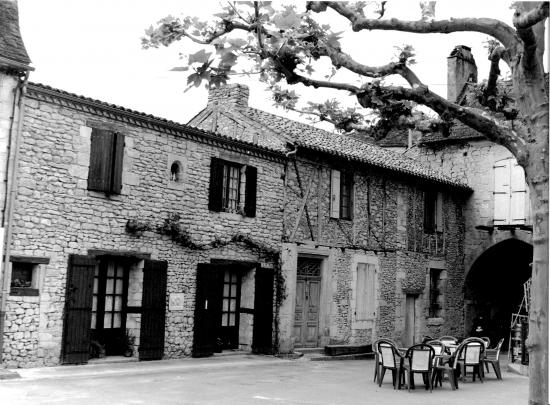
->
left=0, top=354, right=529, bottom=405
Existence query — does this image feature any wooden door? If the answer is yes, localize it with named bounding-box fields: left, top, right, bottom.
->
left=252, top=268, right=274, bottom=354
left=192, top=264, right=223, bottom=357
left=293, top=258, right=321, bottom=348
left=139, top=259, right=167, bottom=360
left=62, top=255, right=96, bottom=364
left=404, top=294, right=417, bottom=347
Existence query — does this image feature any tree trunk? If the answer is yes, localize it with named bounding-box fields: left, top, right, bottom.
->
left=526, top=145, right=549, bottom=405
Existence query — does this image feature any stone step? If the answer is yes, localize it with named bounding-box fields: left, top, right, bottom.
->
left=294, top=347, right=324, bottom=355
left=310, top=353, right=374, bottom=362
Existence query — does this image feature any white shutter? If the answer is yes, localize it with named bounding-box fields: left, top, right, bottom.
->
left=510, top=161, right=527, bottom=224
left=356, top=263, right=376, bottom=320
left=435, top=192, right=443, bottom=232
left=330, top=169, right=341, bottom=218
left=493, top=159, right=511, bottom=224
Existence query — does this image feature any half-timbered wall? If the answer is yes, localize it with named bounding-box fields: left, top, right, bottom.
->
left=278, top=154, right=466, bottom=350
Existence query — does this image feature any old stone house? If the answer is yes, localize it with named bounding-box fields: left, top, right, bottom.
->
left=190, top=85, right=471, bottom=353
left=406, top=45, right=534, bottom=346
left=0, top=0, right=478, bottom=369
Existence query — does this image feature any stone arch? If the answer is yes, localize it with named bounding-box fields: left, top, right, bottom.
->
left=464, top=238, right=532, bottom=348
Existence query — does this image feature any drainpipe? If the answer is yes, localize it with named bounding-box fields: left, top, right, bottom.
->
left=0, top=72, right=29, bottom=363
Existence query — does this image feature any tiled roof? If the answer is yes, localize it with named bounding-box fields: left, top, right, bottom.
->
left=26, top=82, right=286, bottom=160
left=0, top=0, right=31, bottom=67
left=190, top=96, right=470, bottom=190
left=420, top=121, right=485, bottom=144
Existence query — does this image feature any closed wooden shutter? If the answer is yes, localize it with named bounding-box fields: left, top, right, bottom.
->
left=356, top=263, right=376, bottom=320
left=435, top=192, right=444, bottom=232
left=510, top=161, right=527, bottom=224
left=62, top=255, right=96, bottom=364
left=139, top=260, right=167, bottom=360
left=110, top=132, right=125, bottom=194
left=493, top=159, right=511, bottom=224
left=192, top=264, right=223, bottom=357
left=208, top=158, right=224, bottom=212
left=244, top=165, right=257, bottom=217
left=88, top=128, right=114, bottom=192
left=252, top=268, right=273, bottom=354
left=330, top=169, right=341, bottom=218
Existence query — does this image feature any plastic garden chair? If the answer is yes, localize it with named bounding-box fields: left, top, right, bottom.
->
left=372, top=338, right=397, bottom=383
left=403, top=344, right=436, bottom=392
left=377, top=341, right=405, bottom=389
left=483, top=338, right=504, bottom=380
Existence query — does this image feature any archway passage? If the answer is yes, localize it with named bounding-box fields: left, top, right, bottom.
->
left=465, top=239, right=532, bottom=349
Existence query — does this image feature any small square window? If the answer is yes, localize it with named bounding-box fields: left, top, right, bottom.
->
left=11, top=262, right=34, bottom=288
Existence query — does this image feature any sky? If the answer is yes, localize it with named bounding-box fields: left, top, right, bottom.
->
left=17, top=1, right=529, bottom=128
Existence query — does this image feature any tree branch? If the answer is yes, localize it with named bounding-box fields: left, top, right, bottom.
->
left=357, top=83, right=529, bottom=161
left=513, top=2, right=549, bottom=28
left=309, top=1, right=520, bottom=50
left=483, top=46, right=506, bottom=109
left=318, top=45, right=422, bottom=87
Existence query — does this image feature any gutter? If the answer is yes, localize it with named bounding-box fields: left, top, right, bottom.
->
left=0, top=72, right=29, bottom=363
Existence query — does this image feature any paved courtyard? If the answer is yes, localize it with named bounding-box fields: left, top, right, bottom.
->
left=0, top=354, right=528, bottom=405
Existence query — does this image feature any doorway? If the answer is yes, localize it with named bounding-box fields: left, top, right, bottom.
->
left=90, top=259, right=129, bottom=356
left=218, top=268, right=241, bottom=350
left=404, top=294, right=417, bottom=347
left=293, top=257, right=322, bottom=348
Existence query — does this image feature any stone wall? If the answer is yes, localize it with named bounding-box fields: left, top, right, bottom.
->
left=2, top=296, right=40, bottom=367
left=3, top=90, right=284, bottom=367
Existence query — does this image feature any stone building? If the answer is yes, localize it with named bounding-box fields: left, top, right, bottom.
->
left=0, top=1, right=482, bottom=369
left=190, top=85, right=471, bottom=353
left=406, top=45, right=533, bottom=345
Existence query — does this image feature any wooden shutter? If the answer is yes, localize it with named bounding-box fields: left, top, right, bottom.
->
left=330, top=169, right=341, bottom=218
left=510, top=161, right=527, bottom=224
left=252, top=268, right=274, bottom=354
left=88, top=128, right=114, bottom=192
left=208, top=158, right=224, bottom=212
left=62, top=255, right=96, bottom=364
left=110, top=132, right=125, bottom=194
left=193, top=264, right=223, bottom=357
left=139, top=259, right=167, bottom=360
left=435, top=192, right=444, bottom=232
left=493, top=159, right=511, bottom=224
left=356, top=263, right=375, bottom=320
left=244, top=165, right=257, bottom=218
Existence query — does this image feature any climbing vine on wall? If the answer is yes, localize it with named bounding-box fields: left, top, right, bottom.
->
left=126, top=213, right=287, bottom=353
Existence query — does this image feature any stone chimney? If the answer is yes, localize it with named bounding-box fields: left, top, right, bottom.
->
left=447, top=45, right=477, bottom=102
left=207, top=83, right=250, bottom=110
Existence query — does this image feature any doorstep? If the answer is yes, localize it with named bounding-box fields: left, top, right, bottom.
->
left=88, top=356, right=139, bottom=365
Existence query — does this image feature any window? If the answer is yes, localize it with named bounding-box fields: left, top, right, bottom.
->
left=9, top=256, right=49, bottom=296
left=170, top=161, right=182, bottom=182
left=494, top=157, right=530, bottom=225
left=424, top=191, right=443, bottom=233
left=208, top=157, right=257, bottom=217
left=330, top=169, right=354, bottom=219
left=429, top=268, right=443, bottom=318
left=356, top=263, right=376, bottom=320
left=88, top=128, right=125, bottom=194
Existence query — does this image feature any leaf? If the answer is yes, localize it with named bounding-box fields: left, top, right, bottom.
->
left=170, top=66, right=189, bottom=72
left=220, top=51, right=238, bottom=68
left=187, top=73, right=200, bottom=86
left=273, top=7, right=303, bottom=30
left=188, top=49, right=212, bottom=64
left=326, top=31, right=343, bottom=49
left=228, top=38, right=247, bottom=48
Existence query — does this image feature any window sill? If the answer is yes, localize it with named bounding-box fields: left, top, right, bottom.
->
left=10, top=287, right=39, bottom=297
left=427, top=317, right=445, bottom=326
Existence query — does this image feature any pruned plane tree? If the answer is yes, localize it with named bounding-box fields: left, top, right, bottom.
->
left=142, top=2, right=549, bottom=403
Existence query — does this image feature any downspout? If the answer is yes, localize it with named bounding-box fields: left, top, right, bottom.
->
left=0, top=72, right=29, bottom=363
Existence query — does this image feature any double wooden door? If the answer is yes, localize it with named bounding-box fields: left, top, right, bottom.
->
left=293, top=258, right=321, bottom=348
left=63, top=255, right=167, bottom=364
